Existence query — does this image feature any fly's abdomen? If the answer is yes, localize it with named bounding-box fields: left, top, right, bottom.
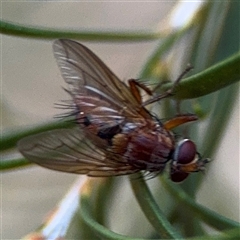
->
left=122, top=128, right=174, bottom=172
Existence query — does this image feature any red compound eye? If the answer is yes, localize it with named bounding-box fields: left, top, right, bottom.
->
left=173, top=139, right=196, bottom=165
left=170, top=172, right=189, bottom=182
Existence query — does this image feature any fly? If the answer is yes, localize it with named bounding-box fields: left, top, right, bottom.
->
left=17, top=39, right=209, bottom=182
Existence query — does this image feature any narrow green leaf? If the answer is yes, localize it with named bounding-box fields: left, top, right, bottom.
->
left=0, top=158, right=31, bottom=171
left=186, top=227, right=240, bottom=240
left=162, top=52, right=240, bottom=100
left=161, top=177, right=240, bottom=230
left=1, top=121, right=73, bottom=151
left=80, top=195, right=146, bottom=240
left=201, top=83, right=239, bottom=158
left=0, top=20, right=163, bottom=42
left=140, top=30, right=187, bottom=79
left=129, top=173, right=182, bottom=239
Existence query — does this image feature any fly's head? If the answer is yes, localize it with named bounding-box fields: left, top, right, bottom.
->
left=170, top=139, right=210, bottom=182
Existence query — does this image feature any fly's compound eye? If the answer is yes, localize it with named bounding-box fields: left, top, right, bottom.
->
left=173, top=139, right=196, bottom=164
left=170, top=139, right=197, bottom=183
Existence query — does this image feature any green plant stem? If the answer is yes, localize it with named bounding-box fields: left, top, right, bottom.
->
left=129, top=173, right=182, bottom=239
left=161, top=177, right=240, bottom=230
left=1, top=121, right=72, bottom=151
left=163, top=52, right=240, bottom=100
left=202, top=83, right=239, bottom=158
left=0, top=158, right=31, bottom=171
left=94, top=178, right=115, bottom=225
left=0, top=20, right=163, bottom=42
left=186, top=227, right=240, bottom=240
left=140, top=30, right=188, bottom=79
left=80, top=195, right=146, bottom=240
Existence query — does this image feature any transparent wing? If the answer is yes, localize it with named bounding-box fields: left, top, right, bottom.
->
left=17, top=128, right=138, bottom=176
left=53, top=39, right=151, bottom=129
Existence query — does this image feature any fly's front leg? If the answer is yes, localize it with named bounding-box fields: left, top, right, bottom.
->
left=163, top=114, right=198, bottom=130
left=142, top=65, right=193, bottom=107
left=128, top=79, right=153, bottom=104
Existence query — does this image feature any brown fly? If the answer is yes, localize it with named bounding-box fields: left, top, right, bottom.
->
left=18, top=39, right=209, bottom=182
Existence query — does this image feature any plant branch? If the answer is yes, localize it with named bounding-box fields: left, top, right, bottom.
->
left=1, top=121, right=73, bottom=151
left=0, top=158, right=31, bottom=171
left=0, top=20, right=163, bottom=42
left=161, top=177, right=240, bottom=230
left=130, top=173, right=182, bottom=239
left=80, top=187, right=145, bottom=240
left=163, top=52, right=240, bottom=99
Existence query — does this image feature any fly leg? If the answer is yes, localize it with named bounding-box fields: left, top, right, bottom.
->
left=142, top=65, right=193, bottom=107
left=163, top=114, right=198, bottom=130
left=128, top=79, right=153, bottom=104
left=128, top=66, right=195, bottom=123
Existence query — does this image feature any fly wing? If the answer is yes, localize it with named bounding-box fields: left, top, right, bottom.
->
left=53, top=39, right=151, bottom=130
left=17, top=128, right=138, bottom=176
